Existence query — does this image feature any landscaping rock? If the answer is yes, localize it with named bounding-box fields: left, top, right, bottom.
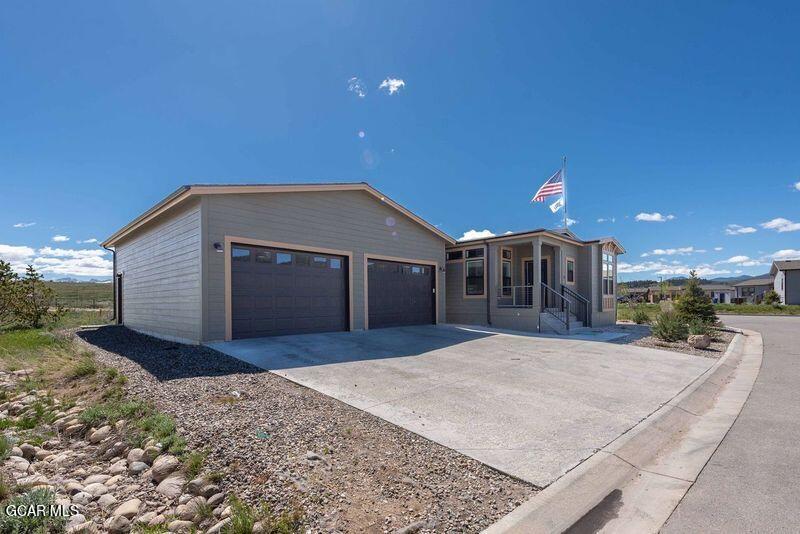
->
left=128, top=461, right=149, bottom=474
left=98, top=493, right=118, bottom=509
left=150, top=454, right=180, bottom=482
left=64, top=481, right=84, bottom=495
left=143, top=446, right=160, bottom=463
left=200, top=483, right=220, bottom=498
left=109, top=459, right=128, bottom=475
left=16, top=474, right=49, bottom=487
left=113, top=498, right=141, bottom=519
left=19, top=443, right=35, bottom=460
left=72, top=491, right=93, bottom=505
left=127, top=448, right=145, bottom=464
left=167, top=519, right=194, bottom=532
left=148, top=514, right=167, bottom=526
left=65, top=513, right=87, bottom=531
left=206, top=517, right=231, bottom=534
left=105, top=474, right=122, bottom=486
left=83, top=482, right=110, bottom=497
left=105, top=514, right=131, bottom=533
left=688, top=334, right=712, bottom=349
left=207, top=492, right=225, bottom=507
left=34, top=449, right=53, bottom=461
left=155, top=473, right=186, bottom=498
left=135, top=511, right=156, bottom=525
left=9, top=446, right=22, bottom=457
left=88, top=425, right=112, bottom=443
left=84, top=474, right=111, bottom=485
left=186, top=477, right=204, bottom=495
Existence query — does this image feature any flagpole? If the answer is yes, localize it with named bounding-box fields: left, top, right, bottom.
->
left=562, top=156, right=568, bottom=229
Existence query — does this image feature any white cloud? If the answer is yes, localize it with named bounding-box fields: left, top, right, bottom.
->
left=716, top=255, right=767, bottom=267
left=0, top=244, right=111, bottom=277
left=794, top=181, right=800, bottom=192
left=13, top=222, right=35, bottom=228
left=722, top=255, right=750, bottom=263
left=379, top=78, right=405, bottom=95
left=769, top=249, right=800, bottom=260
left=76, top=238, right=98, bottom=244
left=725, top=224, right=757, bottom=235
left=52, top=235, right=70, bottom=242
left=596, top=217, right=616, bottom=223
left=635, top=212, right=675, bottom=222
left=458, top=229, right=496, bottom=241
left=760, top=217, right=800, bottom=233
left=640, top=246, right=702, bottom=258
left=347, top=77, right=367, bottom=98
left=714, top=246, right=723, bottom=251
left=618, top=259, right=730, bottom=277
left=566, top=218, right=577, bottom=226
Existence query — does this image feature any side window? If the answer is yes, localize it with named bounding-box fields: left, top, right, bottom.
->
left=466, top=258, right=485, bottom=296
left=232, top=247, right=250, bottom=261
left=566, top=258, right=575, bottom=284
left=501, top=260, right=512, bottom=296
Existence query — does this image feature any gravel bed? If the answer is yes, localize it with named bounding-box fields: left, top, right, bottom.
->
left=75, top=326, right=535, bottom=533
left=610, top=323, right=736, bottom=358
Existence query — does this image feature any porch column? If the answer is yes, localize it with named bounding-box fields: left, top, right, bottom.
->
left=487, top=243, right=500, bottom=318
left=554, top=245, right=563, bottom=290
left=532, top=237, right=542, bottom=310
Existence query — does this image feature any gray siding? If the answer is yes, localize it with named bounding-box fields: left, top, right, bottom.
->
left=204, top=190, right=446, bottom=341
left=786, top=270, right=800, bottom=305
left=445, top=260, right=488, bottom=325
left=115, top=199, right=202, bottom=343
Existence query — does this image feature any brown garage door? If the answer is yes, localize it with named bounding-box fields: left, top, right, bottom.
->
left=368, top=259, right=435, bottom=329
left=231, top=244, right=348, bottom=339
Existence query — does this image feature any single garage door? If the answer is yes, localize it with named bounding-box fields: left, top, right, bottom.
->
left=231, top=244, right=348, bottom=339
left=368, top=259, right=435, bottom=329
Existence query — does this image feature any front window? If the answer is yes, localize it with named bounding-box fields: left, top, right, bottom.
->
left=446, top=250, right=463, bottom=261
left=602, top=252, right=615, bottom=295
left=466, top=259, right=485, bottom=296
left=502, top=260, right=512, bottom=296
left=465, top=248, right=484, bottom=259
left=566, top=258, right=575, bottom=284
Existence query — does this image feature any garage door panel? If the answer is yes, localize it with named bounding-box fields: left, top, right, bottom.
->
left=231, top=244, right=348, bottom=339
left=368, top=259, right=434, bottom=329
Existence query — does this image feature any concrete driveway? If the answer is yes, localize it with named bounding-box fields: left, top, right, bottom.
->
left=209, top=325, right=713, bottom=487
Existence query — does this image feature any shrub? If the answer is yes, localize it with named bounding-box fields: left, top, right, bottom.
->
left=688, top=319, right=713, bottom=336
left=763, top=290, right=781, bottom=306
left=0, top=435, right=11, bottom=461
left=674, top=271, right=716, bottom=324
left=224, top=495, right=303, bottom=534
left=183, top=449, right=207, bottom=479
left=0, top=489, right=68, bottom=533
left=69, top=357, right=97, bottom=379
left=0, top=260, right=19, bottom=329
left=631, top=306, right=651, bottom=324
left=652, top=311, right=689, bottom=342
left=13, top=265, right=64, bottom=329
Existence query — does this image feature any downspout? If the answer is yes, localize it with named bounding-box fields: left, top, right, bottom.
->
left=103, top=245, right=116, bottom=322
left=485, top=242, right=492, bottom=326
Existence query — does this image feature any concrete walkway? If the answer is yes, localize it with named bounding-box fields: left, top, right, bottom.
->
left=209, top=325, right=712, bottom=487
left=663, top=315, right=800, bottom=533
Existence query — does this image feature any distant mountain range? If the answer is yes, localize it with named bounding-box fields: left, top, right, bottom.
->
left=622, top=273, right=770, bottom=288
left=50, top=277, right=111, bottom=284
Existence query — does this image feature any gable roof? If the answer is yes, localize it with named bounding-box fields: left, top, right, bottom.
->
left=771, top=259, right=800, bottom=275
left=450, top=228, right=626, bottom=254
left=732, top=276, right=774, bottom=287
left=102, top=182, right=456, bottom=247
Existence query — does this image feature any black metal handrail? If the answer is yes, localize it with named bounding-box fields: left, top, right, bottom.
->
left=541, top=282, right=570, bottom=330
left=561, top=285, right=590, bottom=327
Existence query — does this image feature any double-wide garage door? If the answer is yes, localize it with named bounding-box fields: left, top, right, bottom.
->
left=367, top=259, right=435, bottom=329
left=231, top=244, right=348, bottom=339
left=231, top=244, right=435, bottom=339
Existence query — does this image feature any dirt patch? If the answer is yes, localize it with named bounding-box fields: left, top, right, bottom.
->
left=76, top=326, right=536, bottom=533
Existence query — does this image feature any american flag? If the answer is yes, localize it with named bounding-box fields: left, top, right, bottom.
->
left=531, top=169, right=564, bottom=202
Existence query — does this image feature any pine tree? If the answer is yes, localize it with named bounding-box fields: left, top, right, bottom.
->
left=675, top=270, right=716, bottom=324
left=0, top=260, right=19, bottom=327
left=17, top=265, right=61, bottom=328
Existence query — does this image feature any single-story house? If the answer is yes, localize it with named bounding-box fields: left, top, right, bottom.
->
left=625, top=283, right=734, bottom=304
left=732, top=276, right=774, bottom=303
left=770, top=260, right=800, bottom=305
left=101, top=183, right=624, bottom=344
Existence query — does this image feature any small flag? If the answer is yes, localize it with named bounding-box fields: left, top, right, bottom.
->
left=549, top=196, right=565, bottom=213
left=531, top=169, right=564, bottom=202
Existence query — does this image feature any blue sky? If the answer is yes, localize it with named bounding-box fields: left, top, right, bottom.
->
left=1, top=1, right=798, bottom=280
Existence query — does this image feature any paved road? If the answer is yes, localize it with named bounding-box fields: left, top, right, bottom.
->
left=663, top=315, right=800, bottom=533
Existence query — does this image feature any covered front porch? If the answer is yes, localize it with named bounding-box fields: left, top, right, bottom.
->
left=488, top=234, right=593, bottom=332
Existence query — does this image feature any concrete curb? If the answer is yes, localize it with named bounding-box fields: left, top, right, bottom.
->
left=483, top=329, right=763, bottom=534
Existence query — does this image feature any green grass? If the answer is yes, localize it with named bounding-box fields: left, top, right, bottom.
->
left=0, top=435, right=11, bottom=461
left=225, top=495, right=303, bottom=534
left=45, top=281, right=113, bottom=308
left=53, top=309, right=112, bottom=329
left=68, top=354, right=98, bottom=379
left=0, top=489, right=68, bottom=533
left=714, top=303, right=800, bottom=315
left=617, top=303, right=661, bottom=323
left=184, top=449, right=207, bottom=479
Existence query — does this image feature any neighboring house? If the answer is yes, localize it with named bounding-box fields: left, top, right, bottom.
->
left=732, top=276, right=774, bottom=303
left=770, top=260, right=800, bottom=305
left=625, top=283, right=734, bottom=304
left=101, top=183, right=624, bottom=343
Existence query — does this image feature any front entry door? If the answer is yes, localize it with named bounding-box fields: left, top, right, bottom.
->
left=525, top=259, right=550, bottom=307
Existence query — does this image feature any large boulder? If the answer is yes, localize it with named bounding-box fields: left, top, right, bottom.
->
left=105, top=515, right=131, bottom=533
left=688, top=334, right=711, bottom=349
left=156, top=473, right=186, bottom=499
left=88, top=425, right=112, bottom=444
left=113, top=498, right=141, bottom=519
